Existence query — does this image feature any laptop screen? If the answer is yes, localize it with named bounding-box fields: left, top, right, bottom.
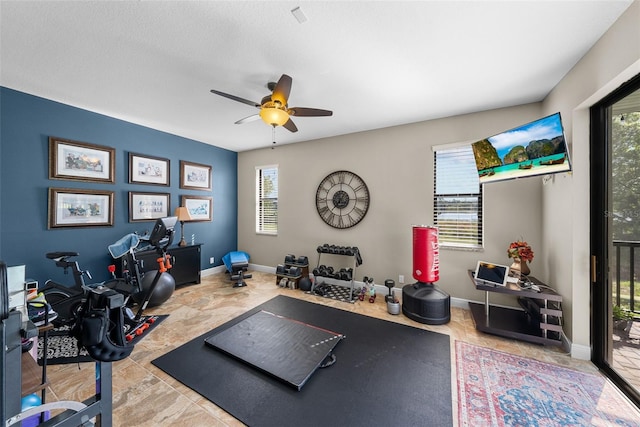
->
left=474, top=261, right=510, bottom=287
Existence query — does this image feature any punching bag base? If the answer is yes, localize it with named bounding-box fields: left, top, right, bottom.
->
left=402, top=282, right=450, bottom=325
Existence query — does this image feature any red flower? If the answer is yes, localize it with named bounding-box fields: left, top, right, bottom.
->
left=508, top=240, right=534, bottom=262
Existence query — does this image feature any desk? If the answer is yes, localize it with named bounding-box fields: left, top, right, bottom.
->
left=467, top=270, right=563, bottom=346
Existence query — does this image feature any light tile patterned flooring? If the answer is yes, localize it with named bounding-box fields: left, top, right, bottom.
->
left=41, top=271, right=624, bottom=426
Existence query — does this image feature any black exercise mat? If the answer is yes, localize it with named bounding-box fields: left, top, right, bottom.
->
left=38, top=314, right=168, bottom=365
left=204, top=310, right=345, bottom=390
left=152, top=296, right=452, bottom=427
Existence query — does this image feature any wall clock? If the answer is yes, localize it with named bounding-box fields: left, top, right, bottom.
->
left=315, top=170, right=370, bottom=229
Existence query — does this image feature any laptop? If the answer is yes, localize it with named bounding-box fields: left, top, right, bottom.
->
left=474, top=261, right=510, bottom=287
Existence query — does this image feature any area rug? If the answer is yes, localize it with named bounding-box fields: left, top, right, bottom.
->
left=152, top=295, right=452, bottom=427
left=456, top=341, right=640, bottom=426
left=38, top=314, right=167, bottom=365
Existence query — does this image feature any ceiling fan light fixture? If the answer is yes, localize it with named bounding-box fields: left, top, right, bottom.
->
left=260, top=107, right=289, bottom=126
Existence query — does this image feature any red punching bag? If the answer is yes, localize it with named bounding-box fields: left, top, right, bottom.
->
left=412, top=225, right=439, bottom=283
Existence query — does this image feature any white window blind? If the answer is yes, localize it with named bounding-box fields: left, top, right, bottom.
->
left=256, top=165, right=278, bottom=234
left=433, top=145, right=483, bottom=249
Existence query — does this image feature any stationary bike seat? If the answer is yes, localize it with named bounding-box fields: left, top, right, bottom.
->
left=46, top=251, right=79, bottom=259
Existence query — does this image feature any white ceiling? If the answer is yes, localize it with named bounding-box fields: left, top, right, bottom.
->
left=1, top=1, right=633, bottom=152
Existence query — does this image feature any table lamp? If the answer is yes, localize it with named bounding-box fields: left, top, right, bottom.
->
left=174, top=206, right=192, bottom=246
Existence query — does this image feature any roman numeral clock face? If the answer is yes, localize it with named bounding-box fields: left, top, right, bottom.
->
left=315, top=170, right=370, bottom=229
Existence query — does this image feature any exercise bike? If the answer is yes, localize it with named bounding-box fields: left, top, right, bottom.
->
left=40, top=216, right=177, bottom=328
left=107, top=216, right=177, bottom=323
left=38, top=252, right=112, bottom=327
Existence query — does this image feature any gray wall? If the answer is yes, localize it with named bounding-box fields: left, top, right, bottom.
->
left=239, top=1, right=640, bottom=358
left=238, top=102, right=544, bottom=310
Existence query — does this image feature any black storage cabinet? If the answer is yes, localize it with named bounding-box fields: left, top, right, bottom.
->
left=118, top=244, right=202, bottom=286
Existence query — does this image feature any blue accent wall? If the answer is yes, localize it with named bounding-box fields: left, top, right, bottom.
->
left=0, top=87, right=237, bottom=286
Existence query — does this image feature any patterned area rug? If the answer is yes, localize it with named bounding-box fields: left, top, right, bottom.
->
left=37, top=314, right=167, bottom=365
left=456, top=341, right=640, bottom=426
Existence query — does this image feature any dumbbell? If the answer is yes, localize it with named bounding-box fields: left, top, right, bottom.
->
left=353, top=247, right=363, bottom=265
left=334, top=268, right=349, bottom=281
left=344, top=268, right=353, bottom=281
left=276, top=264, right=286, bottom=275
left=284, top=254, right=296, bottom=264
left=297, top=256, right=308, bottom=265
left=314, top=265, right=329, bottom=277
left=288, top=266, right=301, bottom=277
left=384, top=279, right=396, bottom=302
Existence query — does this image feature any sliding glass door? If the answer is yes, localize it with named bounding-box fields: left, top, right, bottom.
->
left=591, top=73, right=640, bottom=406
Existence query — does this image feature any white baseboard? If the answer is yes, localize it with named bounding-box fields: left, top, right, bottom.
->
left=249, top=263, right=275, bottom=273
left=569, top=341, right=591, bottom=360
left=201, top=265, right=226, bottom=277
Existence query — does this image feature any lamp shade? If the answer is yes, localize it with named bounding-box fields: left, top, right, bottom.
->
left=174, top=206, right=191, bottom=222
left=259, top=107, right=289, bottom=126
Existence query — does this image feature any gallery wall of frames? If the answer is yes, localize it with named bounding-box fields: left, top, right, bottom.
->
left=0, top=87, right=238, bottom=286
left=47, top=137, right=214, bottom=227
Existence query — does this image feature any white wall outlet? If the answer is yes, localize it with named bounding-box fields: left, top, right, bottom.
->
left=209, top=257, right=215, bottom=264
left=399, top=275, right=404, bottom=284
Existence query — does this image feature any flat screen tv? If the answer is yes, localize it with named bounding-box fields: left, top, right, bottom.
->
left=471, top=112, right=571, bottom=184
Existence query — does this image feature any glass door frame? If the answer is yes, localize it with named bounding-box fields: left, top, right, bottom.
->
left=590, top=73, right=640, bottom=407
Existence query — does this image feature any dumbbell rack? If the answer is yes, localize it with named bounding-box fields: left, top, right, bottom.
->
left=312, top=245, right=360, bottom=303
left=275, top=255, right=309, bottom=289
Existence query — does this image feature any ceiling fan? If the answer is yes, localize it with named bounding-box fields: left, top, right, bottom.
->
left=210, top=74, right=332, bottom=133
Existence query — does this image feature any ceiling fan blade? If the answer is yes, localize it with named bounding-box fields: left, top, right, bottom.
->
left=289, top=107, right=333, bottom=117
left=271, top=74, right=292, bottom=106
left=234, top=114, right=261, bottom=125
left=210, top=89, right=260, bottom=108
left=282, top=118, right=298, bottom=133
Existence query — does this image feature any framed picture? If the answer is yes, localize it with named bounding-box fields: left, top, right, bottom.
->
left=180, top=160, right=211, bottom=191
left=181, top=195, right=213, bottom=221
left=48, top=188, right=114, bottom=228
left=129, top=192, right=170, bottom=222
left=129, top=152, right=170, bottom=186
left=49, top=137, right=115, bottom=183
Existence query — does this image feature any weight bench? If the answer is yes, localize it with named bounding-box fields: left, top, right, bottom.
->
left=222, top=251, right=252, bottom=288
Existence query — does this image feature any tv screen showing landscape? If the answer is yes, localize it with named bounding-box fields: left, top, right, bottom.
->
left=471, top=112, right=571, bottom=184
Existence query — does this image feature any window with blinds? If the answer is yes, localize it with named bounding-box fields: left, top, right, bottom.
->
left=256, top=165, right=278, bottom=234
left=433, top=145, right=483, bottom=249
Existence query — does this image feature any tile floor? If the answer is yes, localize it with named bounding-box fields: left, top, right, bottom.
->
left=613, top=320, right=640, bottom=392
left=40, top=271, right=619, bottom=426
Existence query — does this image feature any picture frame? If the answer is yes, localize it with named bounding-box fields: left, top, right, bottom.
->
left=49, top=137, right=115, bottom=183
left=129, top=191, right=170, bottom=222
left=129, top=152, right=170, bottom=186
left=48, top=188, right=114, bottom=228
left=181, top=195, right=213, bottom=221
left=180, top=160, right=212, bottom=191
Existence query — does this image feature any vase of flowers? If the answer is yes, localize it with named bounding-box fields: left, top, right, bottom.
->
left=508, top=240, right=534, bottom=275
